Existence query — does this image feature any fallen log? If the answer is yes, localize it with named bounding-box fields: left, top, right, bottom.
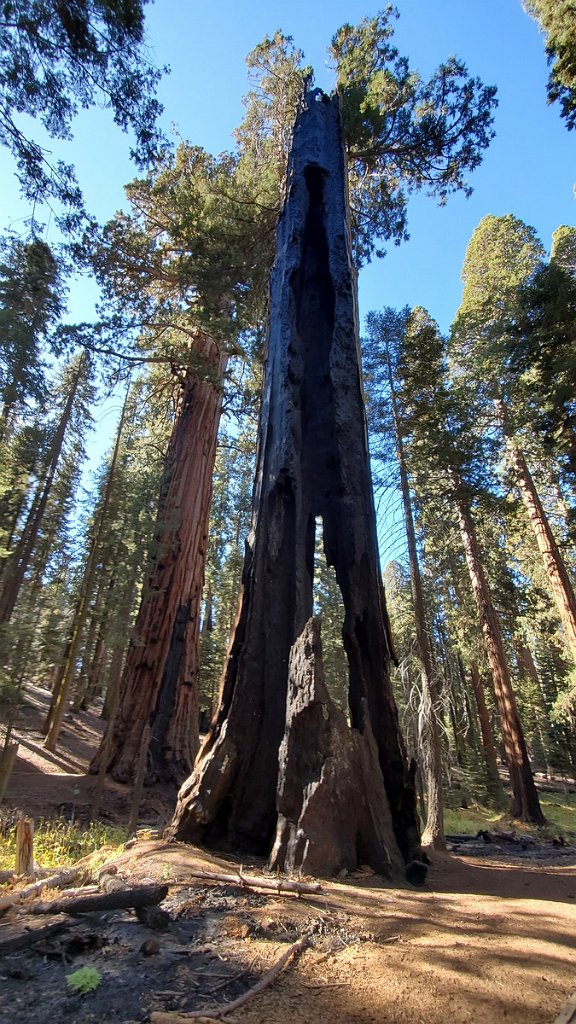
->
left=0, top=865, right=85, bottom=916
left=0, top=914, right=77, bottom=956
left=30, top=882, right=169, bottom=916
left=178, top=868, right=322, bottom=897
left=150, top=935, right=309, bottom=1023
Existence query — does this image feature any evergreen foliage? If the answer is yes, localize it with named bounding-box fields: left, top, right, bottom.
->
left=0, top=0, right=164, bottom=219
left=331, top=8, right=497, bottom=261
left=524, top=0, right=576, bottom=129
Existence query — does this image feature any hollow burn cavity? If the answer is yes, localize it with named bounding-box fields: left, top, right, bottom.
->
left=313, top=515, right=349, bottom=717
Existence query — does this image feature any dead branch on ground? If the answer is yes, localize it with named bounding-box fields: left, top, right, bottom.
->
left=149, top=935, right=309, bottom=1022
left=174, top=867, right=322, bottom=897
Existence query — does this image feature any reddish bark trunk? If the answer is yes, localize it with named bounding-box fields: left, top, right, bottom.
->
left=454, top=493, right=544, bottom=824
left=92, top=337, right=226, bottom=785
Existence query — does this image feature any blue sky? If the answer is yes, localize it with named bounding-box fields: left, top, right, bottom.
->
left=1, top=1, right=573, bottom=332
left=0, top=0, right=573, bottom=516
left=91, top=1, right=574, bottom=332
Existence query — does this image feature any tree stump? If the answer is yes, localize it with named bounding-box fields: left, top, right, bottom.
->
left=15, top=816, right=34, bottom=878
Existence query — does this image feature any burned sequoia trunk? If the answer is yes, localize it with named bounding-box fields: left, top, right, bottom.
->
left=168, top=92, right=421, bottom=877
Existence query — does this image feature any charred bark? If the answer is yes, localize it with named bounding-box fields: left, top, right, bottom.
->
left=168, top=92, right=420, bottom=876
left=269, top=618, right=405, bottom=877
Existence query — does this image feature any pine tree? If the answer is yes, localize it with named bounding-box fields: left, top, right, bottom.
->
left=44, top=379, right=130, bottom=752
left=330, top=9, right=497, bottom=262
left=0, top=237, right=64, bottom=434
left=524, top=1, right=576, bottom=128
left=0, top=351, right=93, bottom=623
left=0, top=0, right=164, bottom=217
left=509, top=226, right=576, bottom=480
left=398, top=306, right=544, bottom=823
left=452, top=215, right=576, bottom=672
left=365, top=308, right=445, bottom=849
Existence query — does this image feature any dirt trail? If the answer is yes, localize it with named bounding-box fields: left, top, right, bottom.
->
left=1, top=684, right=575, bottom=1024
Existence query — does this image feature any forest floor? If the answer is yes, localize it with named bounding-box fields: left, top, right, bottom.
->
left=0, top=682, right=575, bottom=1024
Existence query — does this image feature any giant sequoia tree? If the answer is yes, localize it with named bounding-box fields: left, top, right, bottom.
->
left=168, top=91, right=422, bottom=878
left=452, top=215, right=576, bottom=673
left=91, top=11, right=497, bottom=791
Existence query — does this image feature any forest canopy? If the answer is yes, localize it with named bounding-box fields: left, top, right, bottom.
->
left=0, top=3, right=574, bottom=860
left=0, top=0, right=164, bottom=223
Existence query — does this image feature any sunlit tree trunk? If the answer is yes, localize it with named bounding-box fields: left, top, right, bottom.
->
left=92, top=336, right=226, bottom=785
left=506, top=435, right=576, bottom=667
left=468, top=661, right=507, bottom=807
left=454, top=487, right=544, bottom=823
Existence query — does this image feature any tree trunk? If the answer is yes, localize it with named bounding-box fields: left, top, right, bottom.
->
left=0, top=356, right=86, bottom=624
left=435, top=618, right=466, bottom=766
left=15, top=817, right=35, bottom=877
left=44, top=380, right=129, bottom=753
left=468, top=661, right=506, bottom=807
left=269, top=617, right=405, bottom=877
left=71, top=567, right=109, bottom=712
left=507, top=436, right=576, bottom=667
left=101, top=573, right=136, bottom=720
left=92, top=338, right=226, bottom=785
left=384, top=346, right=444, bottom=849
left=168, top=91, right=420, bottom=876
left=454, top=492, right=544, bottom=823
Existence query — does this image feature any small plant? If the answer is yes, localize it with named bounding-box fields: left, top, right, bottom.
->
left=66, top=966, right=102, bottom=995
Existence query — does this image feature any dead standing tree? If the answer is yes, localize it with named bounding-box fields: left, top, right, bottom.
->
left=168, top=92, right=422, bottom=879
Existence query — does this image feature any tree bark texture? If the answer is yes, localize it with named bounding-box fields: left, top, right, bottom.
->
left=454, top=494, right=545, bottom=823
left=169, top=92, right=420, bottom=874
left=15, top=816, right=34, bottom=877
left=93, top=338, right=225, bottom=785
